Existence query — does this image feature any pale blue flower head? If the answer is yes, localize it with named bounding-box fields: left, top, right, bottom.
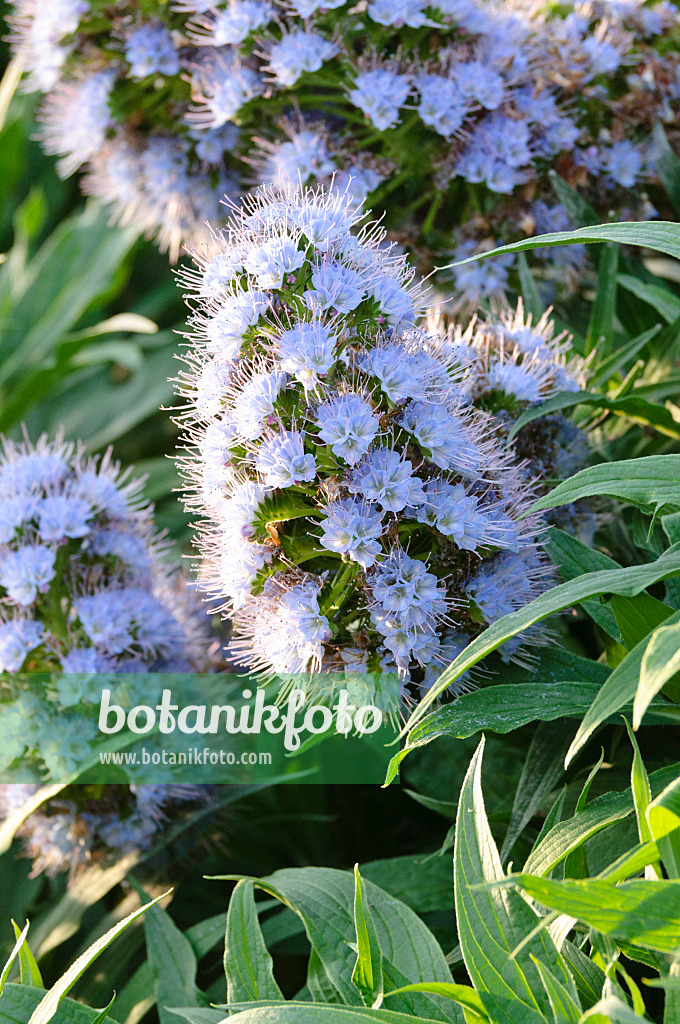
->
left=349, top=70, right=411, bottom=131
left=255, top=430, right=317, bottom=487
left=315, top=392, right=380, bottom=464
left=124, top=21, right=180, bottom=79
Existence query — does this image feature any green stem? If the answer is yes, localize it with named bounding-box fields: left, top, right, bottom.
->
left=421, top=189, right=445, bottom=237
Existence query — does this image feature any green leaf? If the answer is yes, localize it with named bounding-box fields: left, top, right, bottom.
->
left=589, top=326, right=661, bottom=390
left=225, top=1005, right=454, bottom=1023
left=565, top=610, right=680, bottom=766
left=0, top=924, right=29, bottom=997
left=506, top=875, right=680, bottom=954
left=144, top=895, right=203, bottom=1024
left=531, top=959, right=582, bottom=1024
left=624, top=723, right=653, bottom=849
left=210, top=867, right=458, bottom=1022
left=27, top=892, right=168, bottom=1024
left=524, top=764, right=680, bottom=877
left=501, top=723, right=572, bottom=861
left=307, top=947, right=342, bottom=1003
left=647, top=778, right=680, bottom=842
left=610, top=594, right=674, bottom=650
left=548, top=173, right=599, bottom=228
left=224, top=881, right=284, bottom=1005
left=578, top=995, right=650, bottom=1024
left=164, top=1010, right=224, bottom=1024
left=560, top=943, right=604, bottom=1012
left=507, top=380, right=680, bottom=444
left=517, top=254, right=543, bottom=320
left=0, top=985, right=105, bottom=1024
left=586, top=243, right=618, bottom=354
left=390, top=552, right=680, bottom=767
left=90, top=995, right=116, bottom=1024
left=361, top=856, right=454, bottom=913
left=653, top=124, right=680, bottom=215
left=563, top=751, right=604, bottom=881
left=383, top=984, right=488, bottom=1023
left=108, top=962, right=154, bottom=1024
left=529, top=456, right=680, bottom=516
left=251, top=494, right=318, bottom=542
left=438, top=221, right=680, bottom=270
left=30, top=345, right=176, bottom=451
left=647, top=778, right=680, bottom=880
left=0, top=203, right=137, bottom=378
left=351, top=866, right=384, bottom=1008
left=635, top=618, right=680, bottom=729
left=454, top=737, right=572, bottom=1024
left=617, top=274, right=680, bottom=324
left=10, top=923, right=42, bottom=989
left=545, top=530, right=621, bottom=642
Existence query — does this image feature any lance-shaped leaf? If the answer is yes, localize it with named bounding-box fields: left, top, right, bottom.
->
left=10, top=921, right=42, bottom=989
left=634, top=618, right=680, bottom=728
left=647, top=777, right=680, bottom=879
left=437, top=221, right=680, bottom=270
left=500, top=876, right=680, bottom=955
left=0, top=986, right=108, bottom=1024
left=225, top=1005, right=458, bottom=1023
left=210, top=867, right=459, bottom=1022
left=390, top=548, right=680, bottom=753
left=0, top=923, right=29, bottom=997
left=27, top=892, right=168, bottom=1024
left=528, top=456, right=680, bottom=516
left=454, top=738, right=574, bottom=1024
left=525, top=764, right=680, bottom=877
left=531, top=959, right=582, bottom=1024
left=566, top=609, right=680, bottom=766
left=578, top=995, right=651, bottom=1023
left=224, top=881, right=284, bottom=1004
left=351, top=866, right=384, bottom=1008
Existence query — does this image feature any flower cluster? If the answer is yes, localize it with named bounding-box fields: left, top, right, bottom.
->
left=0, top=431, right=215, bottom=677
left=0, top=783, right=211, bottom=877
left=174, top=183, right=585, bottom=685
left=427, top=300, right=596, bottom=545
left=7, top=0, right=679, bottom=269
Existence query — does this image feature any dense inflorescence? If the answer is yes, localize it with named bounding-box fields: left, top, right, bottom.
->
left=0, top=431, right=215, bottom=678
left=174, top=183, right=586, bottom=686
left=0, top=783, right=211, bottom=877
left=7, top=0, right=679, bottom=274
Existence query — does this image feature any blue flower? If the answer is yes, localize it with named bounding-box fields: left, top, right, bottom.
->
left=604, top=140, right=642, bottom=188
left=188, top=1, right=273, bottom=46
left=454, top=60, right=505, bottom=110
left=255, top=430, right=317, bottom=487
left=487, top=361, right=543, bottom=403
left=38, top=71, right=115, bottom=178
left=319, top=498, right=383, bottom=568
left=349, top=70, right=411, bottom=131
left=244, top=235, right=306, bottom=287
left=267, top=30, right=337, bottom=89
left=367, top=0, right=432, bottom=28
left=304, top=263, right=366, bottom=313
left=205, top=290, right=270, bottom=359
left=0, top=618, right=44, bottom=672
left=37, top=494, right=92, bottom=541
left=0, top=545, right=57, bottom=606
left=276, top=322, right=337, bottom=387
left=124, top=22, right=180, bottom=80
left=315, top=393, right=379, bottom=464
left=416, top=74, right=469, bottom=139
left=349, top=448, right=424, bottom=513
